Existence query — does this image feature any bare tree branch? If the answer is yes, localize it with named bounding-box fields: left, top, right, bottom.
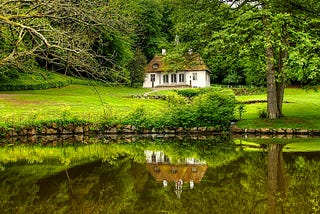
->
left=0, top=0, right=133, bottom=82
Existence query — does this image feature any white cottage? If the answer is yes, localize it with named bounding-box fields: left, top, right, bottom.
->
left=143, top=51, right=211, bottom=88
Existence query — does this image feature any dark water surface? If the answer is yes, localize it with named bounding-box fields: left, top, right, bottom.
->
left=1, top=136, right=320, bottom=214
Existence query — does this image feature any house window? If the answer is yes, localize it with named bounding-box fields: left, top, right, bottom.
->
left=171, top=168, right=178, bottom=174
left=150, top=74, right=155, bottom=82
left=192, top=167, right=197, bottom=173
left=154, top=166, right=160, bottom=173
left=152, top=63, right=159, bottom=69
left=179, top=74, right=185, bottom=82
left=164, top=155, right=170, bottom=163
left=152, top=153, right=156, bottom=163
left=163, top=74, right=169, bottom=83
left=193, top=73, right=198, bottom=80
left=171, top=74, right=177, bottom=83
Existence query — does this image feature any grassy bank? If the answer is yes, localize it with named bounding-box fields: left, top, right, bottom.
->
left=149, top=86, right=320, bottom=130
left=235, top=87, right=320, bottom=130
left=0, top=67, right=73, bottom=91
left=0, top=84, right=319, bottom=130
left=0, top=85, right=236, bottom=130
left=0, top=66, right=114, bottom=91
left=0, top=85, right=162, bottom=127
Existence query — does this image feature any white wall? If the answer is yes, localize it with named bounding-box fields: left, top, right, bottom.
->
left=143, top=73, right=161, bottom=88
left=143, top=71, right=210, bottom=88
left=185, top=70, right=210, bottom=88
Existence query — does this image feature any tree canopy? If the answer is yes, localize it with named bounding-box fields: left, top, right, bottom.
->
left=167, top=0, right=320, bottom=118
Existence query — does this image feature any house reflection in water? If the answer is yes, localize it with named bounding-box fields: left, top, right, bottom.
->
left=144, top=150, right=208, bottom=198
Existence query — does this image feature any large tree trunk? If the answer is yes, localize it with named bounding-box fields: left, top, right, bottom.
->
left=265, top=45, right=281, bottom=119
left=263, top=2, right=284, bottom=119
left=276, top=31, right=289, bottom=117
left=276, top=50, right=285, bottom=117
left=263, top=3, right=281, bottom=119
left=276, top=81, right=285, bottom=117
left=276, top=46, right=287, bottom=117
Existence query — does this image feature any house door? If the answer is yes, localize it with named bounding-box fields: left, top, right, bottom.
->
left=151, top=74, right=155, bottom=88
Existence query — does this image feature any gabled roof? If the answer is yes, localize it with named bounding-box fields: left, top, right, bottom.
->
left=146, top=163, right=208, bottom=183
left=145, top=53, right=210, bottom=73
left=145, top=55, right=164, bottom=73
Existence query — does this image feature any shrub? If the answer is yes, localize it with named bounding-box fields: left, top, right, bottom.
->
left=164, top=89, right=236, bottom=129
left=175, top=88, right=200, bottom=98
left=0, top=66, right=77, bottom=91
left=193, top=92, right=236, bottom=128
left=166, top=94, right=188, bottom=106
left=122, top=105, right=148, bottom=128
left=164, top=103, right=196, bottom=128
left=176, top=87, right=234, bottom=99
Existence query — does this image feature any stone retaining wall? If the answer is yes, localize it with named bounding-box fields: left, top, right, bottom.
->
left=2, top=123, right=223, bottom=138
left=230, top=125, right=320, bottom=136
left=1, top=123, right=320, bottom=139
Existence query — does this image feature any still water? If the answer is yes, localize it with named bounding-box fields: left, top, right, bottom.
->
left=0, top=135, right=320, bottom=214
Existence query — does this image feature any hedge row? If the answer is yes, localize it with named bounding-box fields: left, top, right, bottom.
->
left=0, top=81, right=72, bottom=91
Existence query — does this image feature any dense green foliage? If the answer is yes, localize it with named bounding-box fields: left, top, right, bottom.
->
left=122, top=89, right=236, bottom=129
left=165, top=0, right=320, bottom=118
left=165, top=90, right=235, bottom=128
left=167, top=0, right=320, bottom=87
left=0, top=0, right=174, bottom=86
left=1, top=0, right=319, bottom=88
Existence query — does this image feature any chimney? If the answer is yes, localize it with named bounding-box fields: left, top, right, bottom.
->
left=162, top=49, right=166, bottom=56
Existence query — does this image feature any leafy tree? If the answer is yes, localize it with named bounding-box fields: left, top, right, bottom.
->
left=127, top=48, right=147, bottom=87
left=259, top=0, right=320, bottom=118
left=169, top=0, right=320, bottom=119
left=133, top=0, right=173, bottom=61
left=0, top=0, right=138, bottom=82
left=169, top=0, right=230, bottom=82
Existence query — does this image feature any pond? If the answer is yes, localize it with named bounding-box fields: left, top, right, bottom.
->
left=0, top=135, right=320, bottom=214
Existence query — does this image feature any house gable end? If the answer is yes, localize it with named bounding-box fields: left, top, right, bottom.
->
left=145, top=55, right=164, bottom=73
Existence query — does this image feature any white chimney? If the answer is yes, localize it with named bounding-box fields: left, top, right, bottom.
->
left=162, top=49, right=166, bottom=55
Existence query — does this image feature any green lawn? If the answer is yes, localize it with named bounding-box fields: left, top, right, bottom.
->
left=0, top=85, right=167, bottom=126
left=0, top=85, right=319, bottom=130
left=236, top=87, right=320, bottom=130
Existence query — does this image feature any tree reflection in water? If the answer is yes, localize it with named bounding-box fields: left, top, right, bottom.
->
left=267, top=144, right=286, bottom=214
left=0, top=137, right=320, bottom=213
